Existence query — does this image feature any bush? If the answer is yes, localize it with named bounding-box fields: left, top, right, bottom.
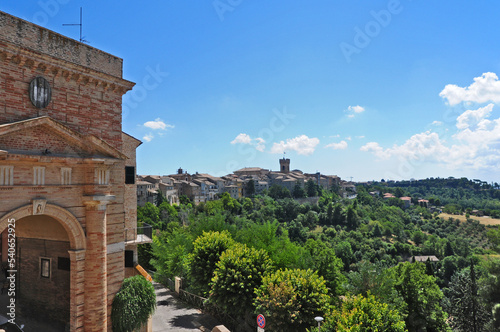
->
left=323, top=294, right=406, bottom=332
left=188, top=231, right=235, bottom=296
left=209, top=244, right=273, bottom=319
left=111, top=275, right=156, bottom=332
left=254, top=268, right=331, bottom=332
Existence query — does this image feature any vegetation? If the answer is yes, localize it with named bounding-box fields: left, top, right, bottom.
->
left=111, top=275, right=156, bottom=332
left=139, top=176, right=500, bottom=331
left=323, top=294, right=407, bottom=332
left=209, top=244, right=273, bottom=319
left=254, top=268, right=330, bottom=331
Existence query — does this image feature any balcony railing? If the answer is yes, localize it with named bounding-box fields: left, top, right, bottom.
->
left=125, top=223, right=153, bottom=244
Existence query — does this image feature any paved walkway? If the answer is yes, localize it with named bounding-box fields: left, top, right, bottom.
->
left=153, top=282, right=221, bottom=332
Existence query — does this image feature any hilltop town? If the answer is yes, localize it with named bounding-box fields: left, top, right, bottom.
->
left=137, top=157, right=359, bottom=206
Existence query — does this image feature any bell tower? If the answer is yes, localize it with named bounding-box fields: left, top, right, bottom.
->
left=279, top=157, right=290, bottom=174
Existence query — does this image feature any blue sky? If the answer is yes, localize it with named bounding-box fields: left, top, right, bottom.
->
left=5, top=1, right=500, bottom=182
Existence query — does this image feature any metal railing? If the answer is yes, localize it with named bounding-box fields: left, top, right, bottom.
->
left=125, top=223, right=153, bottom=243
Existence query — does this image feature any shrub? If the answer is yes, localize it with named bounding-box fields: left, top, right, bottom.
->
left=111, top=275, right=156, bottom=332
left=254, top=268, right=331, bottom=332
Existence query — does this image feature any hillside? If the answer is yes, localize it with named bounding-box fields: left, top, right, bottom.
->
left=138, top=177, right=500, bottom=331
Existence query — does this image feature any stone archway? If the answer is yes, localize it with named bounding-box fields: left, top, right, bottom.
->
left=0, top=203, right=86, bottom=330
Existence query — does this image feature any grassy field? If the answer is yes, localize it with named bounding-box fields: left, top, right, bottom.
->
left=439, top=213, right=500, bottom=226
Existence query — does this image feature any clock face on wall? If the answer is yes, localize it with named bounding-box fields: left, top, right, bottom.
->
left=29, top=76, right=52, bottom=109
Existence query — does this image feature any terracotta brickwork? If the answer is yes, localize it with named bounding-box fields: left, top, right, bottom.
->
left=0, top=10, right=140, bottom=331
left=0, top=11, right=134, bottom=150
left=17, top=238, right=71, bottom=325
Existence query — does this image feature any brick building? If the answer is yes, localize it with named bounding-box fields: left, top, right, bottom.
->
left=0, top=11, right=145, bottom=331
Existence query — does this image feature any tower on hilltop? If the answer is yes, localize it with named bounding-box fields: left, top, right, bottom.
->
left=280, top=157, right=290, bottom=174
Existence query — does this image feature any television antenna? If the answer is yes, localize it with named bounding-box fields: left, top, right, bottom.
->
left=63, top=7, right=88, bottom=43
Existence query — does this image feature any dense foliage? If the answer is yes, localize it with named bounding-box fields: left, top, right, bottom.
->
left=254, top=268, right=330, bottom=331
left=188, top=230, right=235, bottom=296
left=209, top=244, right=273, bottom=319
left=111, top=275, right=156, bottom=332
left=323, top=294, right=407, bottom=332
left=139, top=176, right=500, bottom=331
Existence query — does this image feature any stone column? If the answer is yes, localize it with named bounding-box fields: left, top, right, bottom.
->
left=83, top=196, right=113, bottom=331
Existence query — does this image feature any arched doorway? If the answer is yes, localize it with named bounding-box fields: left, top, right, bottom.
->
left=0, top=203, right=86, bottom=330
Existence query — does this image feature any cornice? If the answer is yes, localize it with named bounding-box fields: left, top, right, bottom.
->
left=0, top=42, right=135, bottom=95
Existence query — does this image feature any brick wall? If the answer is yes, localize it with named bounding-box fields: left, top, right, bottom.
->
left=0, top=11, right=123, bottom=77
left=17, top=238, right=71, bottom=325
left=0, top=11, right=134, bottom=151
left=0, top=10, right=140, bottom=331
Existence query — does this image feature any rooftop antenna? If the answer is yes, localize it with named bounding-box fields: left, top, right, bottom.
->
left=349, top=176, right=354, bottom=182
left=63, top=7, right=88, bottom=43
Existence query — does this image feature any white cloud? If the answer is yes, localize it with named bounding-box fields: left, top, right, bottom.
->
left=431, top=121, right=442, bottom=126
left=348, top=105, right=365, bottom=113
left=361, top=131, right=449, bottom=161
left=231, top=133, right=252, bottom=144
left=144, top=118, right=174, bottom=130
left=356, top=135, right=365, bottom=139
left=231, top=133, right=266, bottom=151
left=255, top=137, right=266, bottom=152
left=440, top=72, right=500, bottom=106
left=361, top=103, right=500, bottom=170
left=456, top=104, right=494, bottom=130
left=143, top=134, right=154, bottom=142
left=271, top=135, right=320, bottom=156
left=345, top=105, right=365, bottom=118
left=325, top=140, right=348, bottom=150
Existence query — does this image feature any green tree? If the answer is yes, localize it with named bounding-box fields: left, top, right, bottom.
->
left=292, top=181, right=306, bottom=198
left=346, top=261, right=403, bottom=309
left=245, top=179, right=256, bottom=197
left=391, top=262, right=450, bottom=332
left=332, top=203, right=344, bottom=226
left=209, top=244, right=273, bottom=319
left=188, top=231, right=235, bottom=296
left=305, top=179, right=319, bottom=197
left=444, top=266, right=489, bottom=332
left=220, top=192, right=241, bottom=213
left=412, top=230, right=426, bottom=245
left=254, top=268, right=331, bottom=332
left=269, top=184, right=292, bottom=199
left=137, top=202, right=160, bottom=228
left=487, top=226, right=500, bottom=252
left=155, top=189, right=165, bottom=206
left=335, top=241, right=354, bottom=271
left=345, top=205, right=359, bottom=230
left=158, top=201, right=178, bottom=221
left=151, top=228, right=193, bottom=279
left=395, top=187, right=405, bottom=198
left=111, top=275, right=156, bottom=332
left=303, top=239, right=346, bottom=297
left=323, top=294, right=407, bottom=332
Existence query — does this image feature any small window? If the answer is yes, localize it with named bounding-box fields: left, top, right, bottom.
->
left=125, top=166, right=135, bottom=184
left=58, top=257, right=70, bottom=271
left=0, top=166, right=13, bottom=186
left=124, top=250, right=134, bottom=268
left=40, top=258, right=51, bottom=278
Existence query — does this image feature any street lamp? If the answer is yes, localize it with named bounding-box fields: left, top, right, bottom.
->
left=315, top=316, right=323, bottom=332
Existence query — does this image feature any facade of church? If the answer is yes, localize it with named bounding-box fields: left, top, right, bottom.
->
left=0, top=11, right=144, bottom=331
